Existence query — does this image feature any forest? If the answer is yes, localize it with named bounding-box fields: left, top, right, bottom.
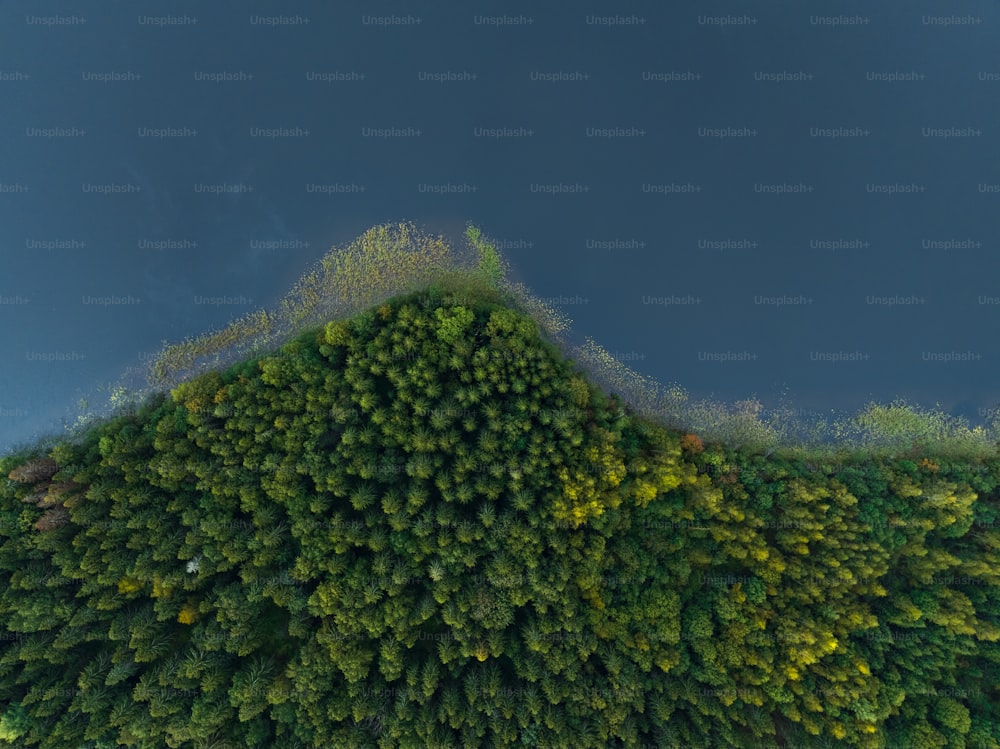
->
left=1, top=224, right=998, bottom=748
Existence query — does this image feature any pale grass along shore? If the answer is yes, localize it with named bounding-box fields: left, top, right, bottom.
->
left=70, top=222, right=569, bottom=440
left=139, top=221, right=572, bottom=388
left=64, top=220, right=1000, bottom=463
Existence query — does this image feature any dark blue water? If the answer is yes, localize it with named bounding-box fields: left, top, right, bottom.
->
left=2, top=0, right=1000, bottom=453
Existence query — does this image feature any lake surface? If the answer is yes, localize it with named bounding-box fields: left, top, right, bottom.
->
left=3, top=0, right=1000, bottom=453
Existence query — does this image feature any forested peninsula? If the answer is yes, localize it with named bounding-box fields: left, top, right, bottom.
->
left=1, top=224, right=999, bottom=748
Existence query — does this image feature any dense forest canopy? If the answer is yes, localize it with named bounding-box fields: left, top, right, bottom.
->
left=1, top=224, right=998, bottom=747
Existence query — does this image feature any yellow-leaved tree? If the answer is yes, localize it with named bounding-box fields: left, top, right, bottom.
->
left=552, top=426, right=628, bottom=528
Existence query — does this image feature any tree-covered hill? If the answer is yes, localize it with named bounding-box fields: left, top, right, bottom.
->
left=1, top=226, right=999, bottom=748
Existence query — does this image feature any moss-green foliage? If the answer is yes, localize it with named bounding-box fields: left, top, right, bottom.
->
left=433, top=305, right=474, bottom=345
left=1, top=284, right=999, bottom=748
left=465, top=223, right=506, bottom=286
left=0, top=703, right=30, bottom=741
